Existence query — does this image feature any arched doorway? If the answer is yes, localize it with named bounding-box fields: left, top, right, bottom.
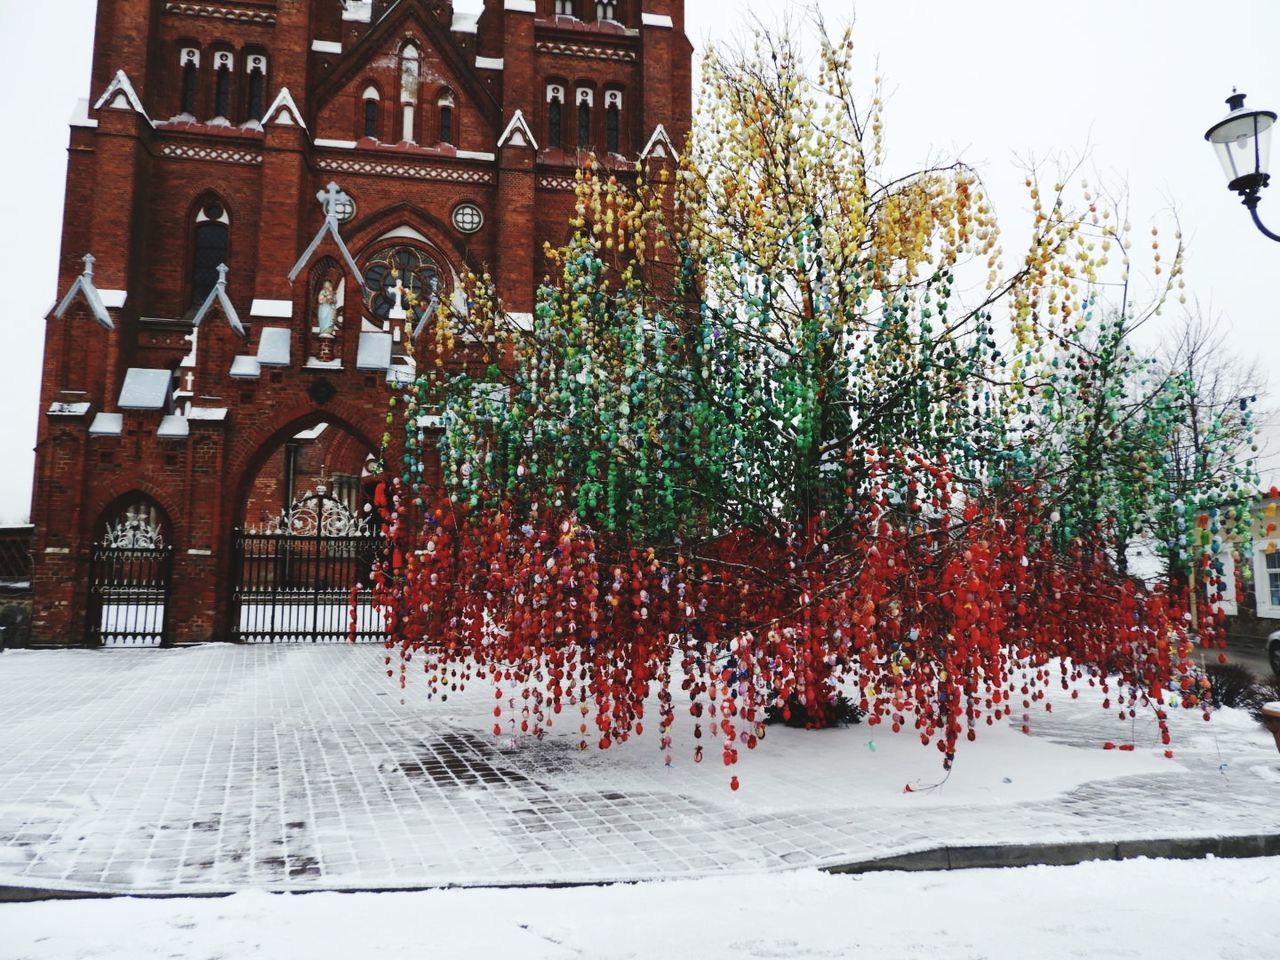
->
left=231, top=420, right=385, bottom=643
left=87, top=495, right=174, bottom=647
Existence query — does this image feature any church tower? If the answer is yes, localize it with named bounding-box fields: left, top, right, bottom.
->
left=31, top=0, right=692, bottom=645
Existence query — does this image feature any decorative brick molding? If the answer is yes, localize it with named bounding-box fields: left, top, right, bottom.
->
left=535, top=41, right=637, bottom=63
left=163, top=2, right=277, bottom=25
left=160, top=143, right=264, bottom=165
left=316, top=157, right=494, bottom=184
left=538, top=174, right=578, bottom=191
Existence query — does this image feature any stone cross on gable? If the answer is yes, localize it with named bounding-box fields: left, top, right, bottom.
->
left=316, top=182, right=356, bottom=224
left=216, top=262, right=229, bottom=286
left=82, top=253, right=96, bottom=277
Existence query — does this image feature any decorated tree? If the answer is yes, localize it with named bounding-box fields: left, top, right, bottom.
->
left=1150, top=312, right=1260, bottom=625
left=368, top=22, right=1249, bottom=782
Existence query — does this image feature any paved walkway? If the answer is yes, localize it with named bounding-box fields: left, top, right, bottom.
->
left=0, top=645, right=1275, bottom=895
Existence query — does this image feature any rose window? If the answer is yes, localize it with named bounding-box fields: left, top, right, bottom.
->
left=362, top=246, right=442, bottom=322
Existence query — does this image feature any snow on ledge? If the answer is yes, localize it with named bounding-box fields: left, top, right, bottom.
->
left=342, top=1, right=372, bottom=22
left=69, top=98, right=97, bottom=129
left=641, top=12, right=674, bottom=28
left=250, top=299, right=293, bottom=319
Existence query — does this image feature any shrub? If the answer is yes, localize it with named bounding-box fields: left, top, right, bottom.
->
left=1242, top=680, right=1280, bottom=724
left=765, top=691, right=865, bottom=729
left=1204, top=662, right=1258, bottom=709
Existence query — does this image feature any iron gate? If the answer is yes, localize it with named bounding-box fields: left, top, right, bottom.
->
left=87, top=543, right=174, bottom=647
left=232, top=489, right=386, bottom=643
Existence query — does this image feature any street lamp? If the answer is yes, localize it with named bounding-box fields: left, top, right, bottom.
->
left=1204, top=90, right=1279, bottom=241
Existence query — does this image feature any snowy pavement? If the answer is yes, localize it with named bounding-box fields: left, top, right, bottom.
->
left=0, top=644, right=1276, bottom=896
left=5, top=857, right=1277, bottom=959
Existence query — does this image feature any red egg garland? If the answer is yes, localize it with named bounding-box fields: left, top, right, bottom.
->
left=370, top=449, right=1206, bottom=786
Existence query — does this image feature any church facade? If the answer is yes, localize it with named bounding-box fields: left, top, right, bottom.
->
left=31, top=0, right=692, bottom=645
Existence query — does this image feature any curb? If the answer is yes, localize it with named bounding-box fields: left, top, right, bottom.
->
left=1, top=834, right=1276, bottom=903
left=824, top=833, right=1280, bottom=875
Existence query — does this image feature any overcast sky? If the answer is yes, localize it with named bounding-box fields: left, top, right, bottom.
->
left=1, top=0, right=1277, bottom=523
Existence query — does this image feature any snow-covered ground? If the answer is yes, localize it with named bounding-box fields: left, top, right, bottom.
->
left=0, top=645, right=1276, bottom=894
left=4, top=856, right=1276, bottom=959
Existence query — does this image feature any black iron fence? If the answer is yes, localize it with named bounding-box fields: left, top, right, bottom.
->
left=231, top=528, right=386, bottom=643
left=86, top=544, right=173, bottom=647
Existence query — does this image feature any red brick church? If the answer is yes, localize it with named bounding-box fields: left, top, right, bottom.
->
left=30, top=0, right=692, bottom=646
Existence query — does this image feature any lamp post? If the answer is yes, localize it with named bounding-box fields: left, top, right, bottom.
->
left=1204, top=91, right=1279, bottom=241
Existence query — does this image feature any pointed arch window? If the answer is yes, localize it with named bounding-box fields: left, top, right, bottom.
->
left=546, top=83, right=565, bottom=149
left=438, top=89, right=455, bottom=145
left=363, top=85, right=380, bottom=139
left=100, top=497, right=168, bottom=550
left=400, top=43, right=420, bottom=143
left=605, top=88, right=622, bottom=153
left=576, top=87, right=593, bottom=149
left=191, top=199, right=230, bottom=306
left=596, top=1, right=617, bottom=20
left=246, top=53, right=268, bottom=121
left=554, top=0, right=575, bottom=16
left=212, top=50, right=234, bottom=119
left=179, top=48, right=200, bottom=116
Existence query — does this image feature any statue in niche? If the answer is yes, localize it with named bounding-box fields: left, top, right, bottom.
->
left=316, top=279, right=339, bottom=337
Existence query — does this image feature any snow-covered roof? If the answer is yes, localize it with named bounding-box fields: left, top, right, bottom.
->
left=92, top=70, right=153, bottom=127
left=263, top=87, right=307, bottom=131
left=387, top=362, right=416, bottom=386
left=48, top=401, right=91, bottom=417
left=157, top=415, right=189, bottom=439
left=498, top=110, right=539, bottom=151
left=640, top=124, right=678, bottom=162
left=88, top=412, right=123, bottom=436
left=229, top=355, right=261, bottom=380
left=118, top=368, right=173, bottom=411
left=190, top=263, right=244, bottom=336
left=288, top=205, right=361, bottom=284
left=342, top=0, right=372, bottom=22
left=53, top=254, right=114, bottom=330
left=256, top=328, right=291, bottom=367
left=356, top=331, right=393, bottom=371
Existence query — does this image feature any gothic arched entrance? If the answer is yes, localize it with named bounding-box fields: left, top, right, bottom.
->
left=231, top=419, right=385, bottom=643
left=87, top=495, right=174, bottom=647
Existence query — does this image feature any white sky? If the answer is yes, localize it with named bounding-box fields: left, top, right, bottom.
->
left=1, top=0, right=1278, bottom=523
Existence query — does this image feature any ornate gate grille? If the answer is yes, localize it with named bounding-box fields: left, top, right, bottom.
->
left=87, top=512, right=173, bottom=647
left=232, top=489, right=386, bottom=643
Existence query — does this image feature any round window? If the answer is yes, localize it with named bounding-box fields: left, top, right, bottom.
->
left=452, top=203, right=484, bottom=234
left=362, top=246, right=442, bottom=322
